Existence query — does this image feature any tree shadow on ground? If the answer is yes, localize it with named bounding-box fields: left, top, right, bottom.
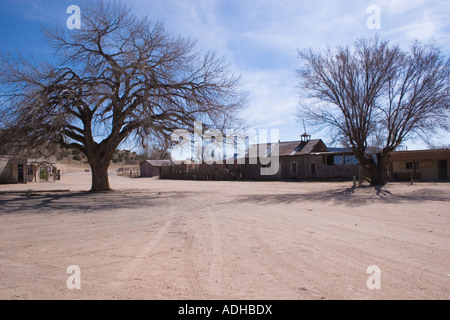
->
left=229, top=185, right=450, bottom=207
left=0, top=189, right=183, bottom=215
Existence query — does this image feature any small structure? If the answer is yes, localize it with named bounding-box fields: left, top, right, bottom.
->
left=28, top=159, right=60, bottom=182
left=0, top=156, right=28, bottom=184
left=388, top=149, right=450, bottom=182
left=140, top=160, right=173, bottom=178
left=0, top=156, right=59, bottom=184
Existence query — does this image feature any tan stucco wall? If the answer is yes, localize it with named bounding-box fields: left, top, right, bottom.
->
left=392, top=160, right=446, bottom=181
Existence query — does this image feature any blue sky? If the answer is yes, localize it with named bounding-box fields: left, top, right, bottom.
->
left=0, top=0, right=449, bottom=150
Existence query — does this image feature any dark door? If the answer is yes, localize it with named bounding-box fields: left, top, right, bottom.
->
left=310, top=162, right=316, bottom=175
left=18, top=164, right=24, bottom=183
left=438, top=160, right=447, bottom=180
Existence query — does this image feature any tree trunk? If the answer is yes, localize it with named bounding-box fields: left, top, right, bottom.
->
left=367, top=166, right=385, bottom=185
left=89, top=159, right=112, bottom=192
left=357, top=152, right=389, bottom=186
left=365, top=153, right=389, bottom=186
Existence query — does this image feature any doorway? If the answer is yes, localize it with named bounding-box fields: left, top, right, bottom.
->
left=310, top=162, right=316, bottom=175
left=18, top=164, right=24, bottom=183
left=438, top=160, right=447, bottom=180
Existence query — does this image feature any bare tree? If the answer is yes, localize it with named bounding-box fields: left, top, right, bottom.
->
left=0, top=0, right=246, bottom=191
left=297, top=36, right=449, bottom=185
left=141, top=141, right=171, bottom=160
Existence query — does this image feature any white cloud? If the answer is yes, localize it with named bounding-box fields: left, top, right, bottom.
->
left=383, top=9, right=434, bottom=40
left=240, top=68, right=298, bottom=127
left=378, top=0, right=428, bottom=14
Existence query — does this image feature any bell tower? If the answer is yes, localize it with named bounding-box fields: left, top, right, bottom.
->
left=301, top=119, right=311, bottom=142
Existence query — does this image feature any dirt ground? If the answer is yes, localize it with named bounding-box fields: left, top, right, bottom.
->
left=0, top=166, right=449, bottom=300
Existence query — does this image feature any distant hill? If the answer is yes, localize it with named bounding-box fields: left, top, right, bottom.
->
left=3, top=142, right=167, bottom=167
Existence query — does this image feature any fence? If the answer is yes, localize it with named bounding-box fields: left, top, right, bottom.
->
left=116, top=167, right=140, bottom=178
left=160, top=164, right=242, bottom=181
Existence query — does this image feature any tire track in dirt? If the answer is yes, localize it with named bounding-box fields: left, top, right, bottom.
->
left=237, top=202, right=328, bottom=299
left=251, top=232, right=327, bottom=299
left=208, top=196, right=314, bottom=299
left=181, top=195, right=218, bottom=299
left=206, top=210, right=224, bottom=297
left=108, top=194, right=177, bottom=295
left=108, top=192, right=218, bottom=299
left=126, top=193, right=213, bottom=299
left=168, top=192, right=225, bottom=299
left=236, top=201, right=410, bottom=299
left=183, top=230, right=209, bottom=299
left=0, top=261, right=65, bottom=299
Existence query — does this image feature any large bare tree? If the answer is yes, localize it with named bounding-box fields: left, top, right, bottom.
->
left=0, top=1, right=246, bottom=191
left=297, top=37, right=449, bottom=185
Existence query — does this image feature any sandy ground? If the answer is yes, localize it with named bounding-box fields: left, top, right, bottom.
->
left=0, top=165, right=449, bottom=300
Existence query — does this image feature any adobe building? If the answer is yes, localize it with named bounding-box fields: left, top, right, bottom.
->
left=388, top=149, right=450, bottom=182
left=0, top=156, right=27, bottom=184
left=0, top=156, right=59, bottom=184
left=240, top=133, right=360, bottom=181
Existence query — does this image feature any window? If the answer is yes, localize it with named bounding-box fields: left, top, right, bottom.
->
left=310, top=162, right=316, bottom=174
left=326, top=155, right=335, bottom=166
left=291, top=162, right=297, bottom=174
left=406, top=162, right=418, bottom=169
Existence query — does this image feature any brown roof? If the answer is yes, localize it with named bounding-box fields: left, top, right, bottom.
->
left=389, top=149, right=450, bottom=161
left=245, top=139, right=328, bottom=158
left=141, top=160, right=173, bottom=167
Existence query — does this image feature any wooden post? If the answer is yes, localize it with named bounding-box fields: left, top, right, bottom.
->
left=358, top=166, right=362, bottom=186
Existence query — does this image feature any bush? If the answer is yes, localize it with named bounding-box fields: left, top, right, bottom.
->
left=39, top=169, right=47, bottom=180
